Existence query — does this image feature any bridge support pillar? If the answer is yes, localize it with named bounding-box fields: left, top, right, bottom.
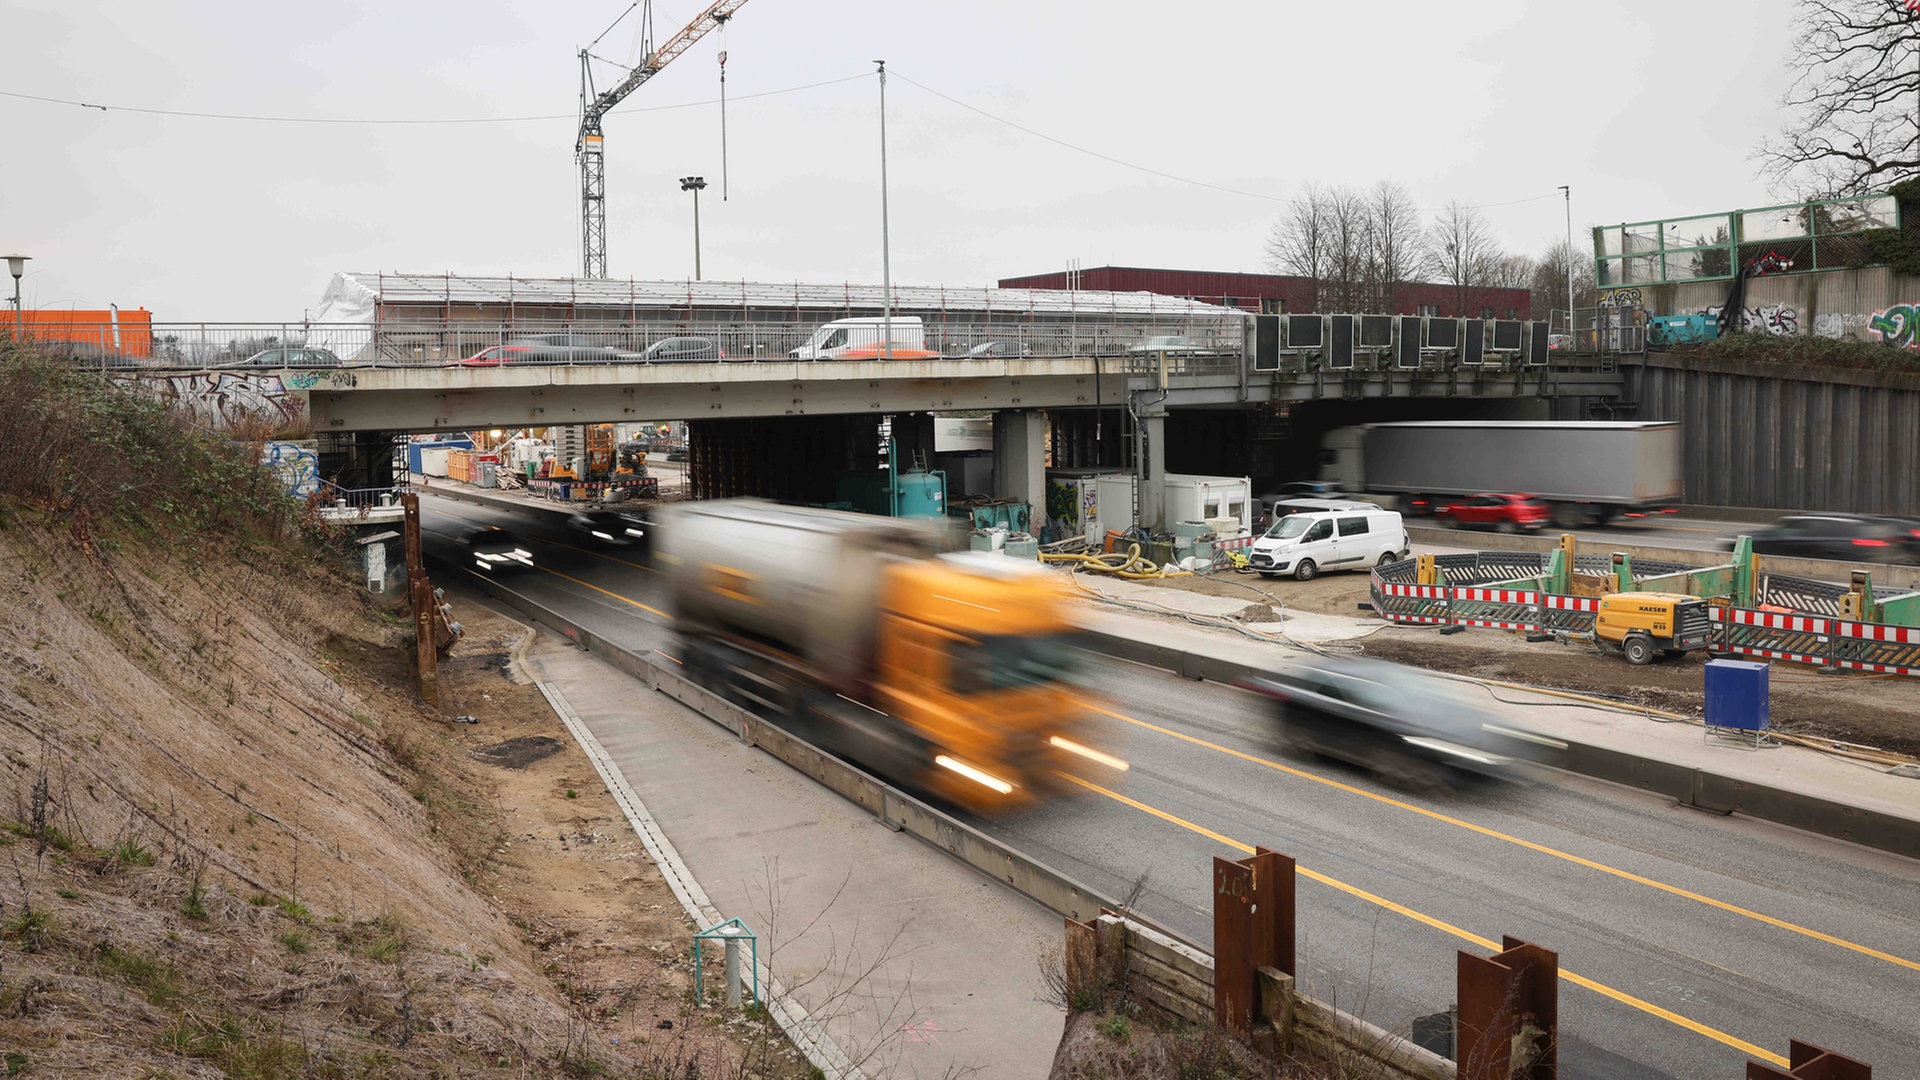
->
left=993, top=409, right=1047, bottom=531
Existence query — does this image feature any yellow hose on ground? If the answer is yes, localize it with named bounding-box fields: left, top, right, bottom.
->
left=1040, top=542, right=1192, bottom=580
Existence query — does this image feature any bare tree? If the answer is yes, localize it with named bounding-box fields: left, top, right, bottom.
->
left=1429, top=200, right=1503, bottom=317
left=1760, top=0, right=1920, bottom=195
left=1360, top=181, right=1429, bottom=313
left=1323, top=186, right=1371, bottom=313
left=1528, top=240, right=1598, bottom=327
left=1264, top=185, right=1332, bottom=312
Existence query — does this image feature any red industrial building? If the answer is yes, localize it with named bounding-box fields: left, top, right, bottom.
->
left=997, top=266, right=1531, bottom=320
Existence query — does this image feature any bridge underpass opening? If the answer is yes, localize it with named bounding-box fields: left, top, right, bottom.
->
left=685, top=413, right=959, bottom=508
left=1164, top=399, right=1552, bottom=493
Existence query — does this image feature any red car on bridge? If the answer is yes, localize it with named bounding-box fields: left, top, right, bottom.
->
left=1435, top=493, right=1551, bottom=532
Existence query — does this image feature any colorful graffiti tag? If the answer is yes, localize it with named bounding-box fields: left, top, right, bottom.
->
left=1699, top=304, right=1799, bottom=336
left=1870, top=304, right=1919, bottom=349
left=109, top=371, right=309, bottom=431
left=1812, top=312, right=1872, bottom=340
left=262, top=441, right=320, bottom=498
left=1597, top=287, right=1644, bottom=309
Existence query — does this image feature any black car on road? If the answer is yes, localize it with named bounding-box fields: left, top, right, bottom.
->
left=1723, top=515, right=1920, bottom=565
left=462, top=526, right=535, bottom=573
left=565, top=510, right=650, bottom=547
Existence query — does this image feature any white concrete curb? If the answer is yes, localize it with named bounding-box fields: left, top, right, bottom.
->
left=535, top=678, right=867, bottom=1080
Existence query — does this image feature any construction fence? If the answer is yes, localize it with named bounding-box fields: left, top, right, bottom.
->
left=1369, top=556, right=1920, bottom=678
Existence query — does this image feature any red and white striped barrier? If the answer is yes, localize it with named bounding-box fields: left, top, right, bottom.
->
left=1713, top=607, right=1831, bottom=634
left=1833, top=620, right=1920, bottom=644
left=1541, top=594, right=1600, bottom=612
left=1361, top=584, right=1920, bottom=680
left=1453, top=587, right=1540, bottom=605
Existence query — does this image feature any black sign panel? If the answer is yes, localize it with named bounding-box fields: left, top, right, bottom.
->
left=1359, top=314, right=1394, bottom=348
left=1462, top=319, right=1485, bottom=365
left=1491, top=319, right=1524, bottom=351
left=1425, top=317, right=1459, bottom=349
left=1327, top=314, right=1355, bottom=370
left=1526, top=320, right=1550, bottom=366
left=1254, top=314, right=1281, bottom=371
left=1287, top=314, right=1323, bottom=349
left=1397, top=315, right=1421, bottom=369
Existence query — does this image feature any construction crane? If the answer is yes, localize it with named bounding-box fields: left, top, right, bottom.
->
left=577, top=0, right=749, bottom=279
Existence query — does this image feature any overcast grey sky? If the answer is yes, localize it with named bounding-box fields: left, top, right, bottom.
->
left=4, top=0, right=1802, bottom=320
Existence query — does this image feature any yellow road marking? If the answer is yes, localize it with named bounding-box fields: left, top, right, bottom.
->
left=538, top=567, right=672, bottom=620
left=428, top=506, right=669, bottom=616
left=1089, top=704, right=1920, bottom=974
left=1058, top=773, right=1789, bottom=1068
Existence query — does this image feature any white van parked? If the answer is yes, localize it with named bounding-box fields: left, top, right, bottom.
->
left=790, top=316, right=938, bottom=360
left=1248, top=505, right=1408, bottom=581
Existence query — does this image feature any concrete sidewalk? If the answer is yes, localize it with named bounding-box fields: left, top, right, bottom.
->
left=523, top=631, right=1066, bottom=1080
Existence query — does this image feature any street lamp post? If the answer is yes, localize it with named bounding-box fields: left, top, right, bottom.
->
left=1558, top=186, right=1574, bottom=342
left=4, top=254, right=28, bottom=341
left=875, top=59, right=892, bottom=360
left=678, top=176, right=707, bottom=281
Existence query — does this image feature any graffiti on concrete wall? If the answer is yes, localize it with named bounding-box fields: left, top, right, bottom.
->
left=1812, top=312, right=1872, bottom=339
left=1870, top=304, right=1920, bottom=349
left=262, top=440, right=320, bottom=498
left=112, top=371, right=309, bottom=431
left=1597, top=287, right=1643, bottom=309
left=1699, top=304, right=1800, bottom=336
left=1045, top=480, right=1080, bottom=533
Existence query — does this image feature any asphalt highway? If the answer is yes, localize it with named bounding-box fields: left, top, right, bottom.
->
left=1419, top=511, right=1772, bottom=558
left=418, top=493, right=1920, bottom=1079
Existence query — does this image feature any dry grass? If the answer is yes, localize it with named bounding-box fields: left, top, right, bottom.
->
left=0, top=339, right=819, bottom=1075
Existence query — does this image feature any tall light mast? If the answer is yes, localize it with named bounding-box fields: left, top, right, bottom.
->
left=576, top=0, right=751, bottom=279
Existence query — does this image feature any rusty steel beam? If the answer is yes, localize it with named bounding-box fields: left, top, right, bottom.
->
left=1213, top=847, right=1297, bottom=1037
left=1457, top=935, right=1558, bottom=1080
left=1747, top=1039, right=1872, bottom=1079
left=403, top=493, right=439, bottom=707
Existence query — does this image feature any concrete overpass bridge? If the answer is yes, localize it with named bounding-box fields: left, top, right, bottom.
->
left=117, top=314, right=1630, bottom=531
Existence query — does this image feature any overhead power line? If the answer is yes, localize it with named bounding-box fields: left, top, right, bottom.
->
left=888, top=68, right=1563, bottom=216
left=0, top=73, right=866, bottom=126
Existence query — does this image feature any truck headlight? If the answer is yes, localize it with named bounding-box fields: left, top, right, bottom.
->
left=934, top=755, right=1014, bottom=795
left=1049, top=736, right=1129, bottom=771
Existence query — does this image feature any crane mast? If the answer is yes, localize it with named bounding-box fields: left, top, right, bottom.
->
left=576, top=0, right=750, bottom=279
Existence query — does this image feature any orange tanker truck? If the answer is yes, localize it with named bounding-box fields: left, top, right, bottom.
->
left=658, top=499, right=1125, bottom=810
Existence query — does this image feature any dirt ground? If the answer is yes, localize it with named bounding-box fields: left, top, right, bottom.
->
left=0, top=523, right=809, bottom=1078
left=1146, top=567, right=1920, bottom=759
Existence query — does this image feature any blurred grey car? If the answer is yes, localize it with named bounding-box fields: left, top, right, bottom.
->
left=219, top=347, right=342, bottom=368
left=966, top=340, right=1034, bottom=358
left=503, top=334, right=640, bottom=364
left=1238, top=656, right=1521, bottom=790
left=638, top=337, right=723, bottom=362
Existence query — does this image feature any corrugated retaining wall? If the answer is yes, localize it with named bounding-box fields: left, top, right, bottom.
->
left=1628, top=353, right=1920, bottom=516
